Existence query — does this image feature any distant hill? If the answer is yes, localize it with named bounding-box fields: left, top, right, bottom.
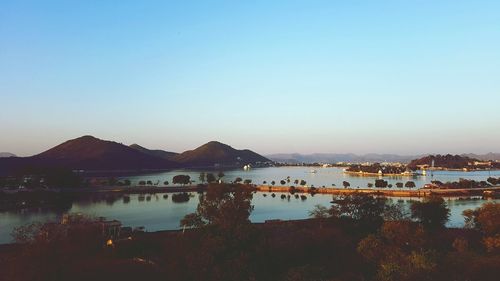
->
left=461, top=153, right=500, bottom=162
left=266, top=153, right=423, bottom=164
left=407, top=154, right=478, bottom=170
left=173, top=141, right=270, bottom=167
left=0, top=152, right=16, bottom=158
left=0, top=136, right=177, bottom=175
left=130, top=144, right=178, bottom=160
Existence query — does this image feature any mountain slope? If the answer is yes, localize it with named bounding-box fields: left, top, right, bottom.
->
left=130, top=144, right=178, bottom=160
left=461, top=153, right=500, bottom=161
left=0, top=152, right=16, bottom=158
left=28, top=135, right=177, bottom=171
left=407, top=154, right=478, bottom=170
left=173, top=141, right=270, bottom=167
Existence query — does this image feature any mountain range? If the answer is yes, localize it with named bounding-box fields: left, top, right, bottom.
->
left=0, top=136, right=270, bottom=176
left=267, top=152, right=500, bottom=164
left=266, top=153, right=425, bottom=164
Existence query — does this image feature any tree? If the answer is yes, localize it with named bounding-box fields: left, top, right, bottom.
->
left=243, top=179, right=252, bottom=185
left=300, top=180, right=307, bottom=186
left=280, top=180, right=286, bottom=185
left=199, top=172, right=206, bottom=184
left=294, top=179, right=299, bottom=185
left=163, top=181, right=169, bottom=186
left=410, top=197, right=450, bottom=229
left=368, top=183, right=374, bottom=188
left=309, top=204, right=330, bottom=219
left=234, top=177, right=243, bottom=184
left=271, top=181, right=276, bottom=186
left=180, top=184, right=254, bottom=232
left=217, top=171, right=225, bottom=180
left=462, top=202, right=500, bottom=252
left=343, top=181, right=350, bottom=188
left=405, top=181, right=416, bottom=188
left=331, top=193, right=387, bottom=224
left=172, top=175, right=191, bottom=186
left=206, top=173, right=216, bottom=183
left=375, top=179, right=388, bottom=188
left=396, top=182, right=404, bottom=188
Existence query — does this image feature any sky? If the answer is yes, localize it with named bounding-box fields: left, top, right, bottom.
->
left=1, top=0, right=500, bottom=156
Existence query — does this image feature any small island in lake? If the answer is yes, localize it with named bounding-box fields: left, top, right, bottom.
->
left=344, top=163, right=413, bottom=176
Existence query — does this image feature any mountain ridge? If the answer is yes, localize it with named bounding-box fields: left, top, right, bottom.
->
left=173, top=141, right=270, bottom=167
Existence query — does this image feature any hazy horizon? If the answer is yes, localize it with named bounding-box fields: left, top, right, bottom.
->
left=2, top=1, right=499, bottom=156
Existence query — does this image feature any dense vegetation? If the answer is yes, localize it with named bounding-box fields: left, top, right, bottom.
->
left=408, top=154, right=500, bottom=170
left=346, top=163, right=407, bottom=174
left=0, top=184, right=499, bottom=281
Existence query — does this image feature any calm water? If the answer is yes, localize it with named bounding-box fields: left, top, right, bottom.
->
left=121, top=166, right=500, bottom=189
left=1, top=167, right=499, bottom=244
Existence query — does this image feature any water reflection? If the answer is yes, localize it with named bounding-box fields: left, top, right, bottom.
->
left=1, top=191, right=498, bottom=244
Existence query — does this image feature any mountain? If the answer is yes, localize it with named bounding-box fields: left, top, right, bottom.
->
left=266, top=153, right=424, bottom=164
left=173, top=141, right=270, bottom=167
left=461, top=153, right=500, bottom=162
left=130, top=144, right=178, bottom=160
left=0, top=136, right=177, bottom=175
left=407, top=154, right=478, bottom=170
left=0, top=152, right=16, bottom=158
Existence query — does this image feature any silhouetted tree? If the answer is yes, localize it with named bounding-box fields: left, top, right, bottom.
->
left=172, top=175, right=191, bottom=186
left=199, top=172, right=206, bottom=184
left=206, top=173, right=216, bottom=183
left=405, top=181, right=416, bottom=188
left=411, top=196, right=450, bottom=229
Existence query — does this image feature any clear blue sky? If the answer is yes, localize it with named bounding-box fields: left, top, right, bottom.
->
left=1, top=0, right=499, bottom=156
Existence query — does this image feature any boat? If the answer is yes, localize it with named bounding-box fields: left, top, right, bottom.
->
left=309, top=169, right=317, bottom=173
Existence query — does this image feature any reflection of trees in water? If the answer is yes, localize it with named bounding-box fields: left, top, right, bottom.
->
left=172, top=193, right=190, bottom=203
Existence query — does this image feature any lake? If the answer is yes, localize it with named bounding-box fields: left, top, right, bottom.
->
left=1, top=167, right=499, bottom=244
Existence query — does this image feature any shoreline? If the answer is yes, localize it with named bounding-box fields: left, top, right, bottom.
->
left=254, top=185, right=500, bottom=197
left=343, top=171, right=414, bottom=177
left=49, top=184, right=500, bottom=198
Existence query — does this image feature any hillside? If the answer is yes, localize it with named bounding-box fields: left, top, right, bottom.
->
left=130, top=144, right=178, bottom=160
left=0, top=136, right=177, bottom=175
left=461, top=153, right=500, bottom=162
left=0, top=152, right=16, bottom=158
left=173, top=141, right=270, bottom=167
left=407, top=154, right=478, bottom=170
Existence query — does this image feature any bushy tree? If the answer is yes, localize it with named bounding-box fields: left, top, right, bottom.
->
left=405, top=181, right=416, bottom=188
left=330, top=193, right=387, bottom=225
left=172, top=175, right=191, bottom=186
left=411, top=197, right=450, bottom=229
left=308, top=204, right=330, bottom=219
left=206, top=173, right=216, bottom=183
left=180, top=184, right=254, bottom=232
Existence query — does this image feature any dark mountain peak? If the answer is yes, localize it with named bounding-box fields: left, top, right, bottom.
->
left=173, top=141, right=270, bottom=167
left=201, top=141, right=232, bottom=149
left=30, top=136, right=177, bottom=171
